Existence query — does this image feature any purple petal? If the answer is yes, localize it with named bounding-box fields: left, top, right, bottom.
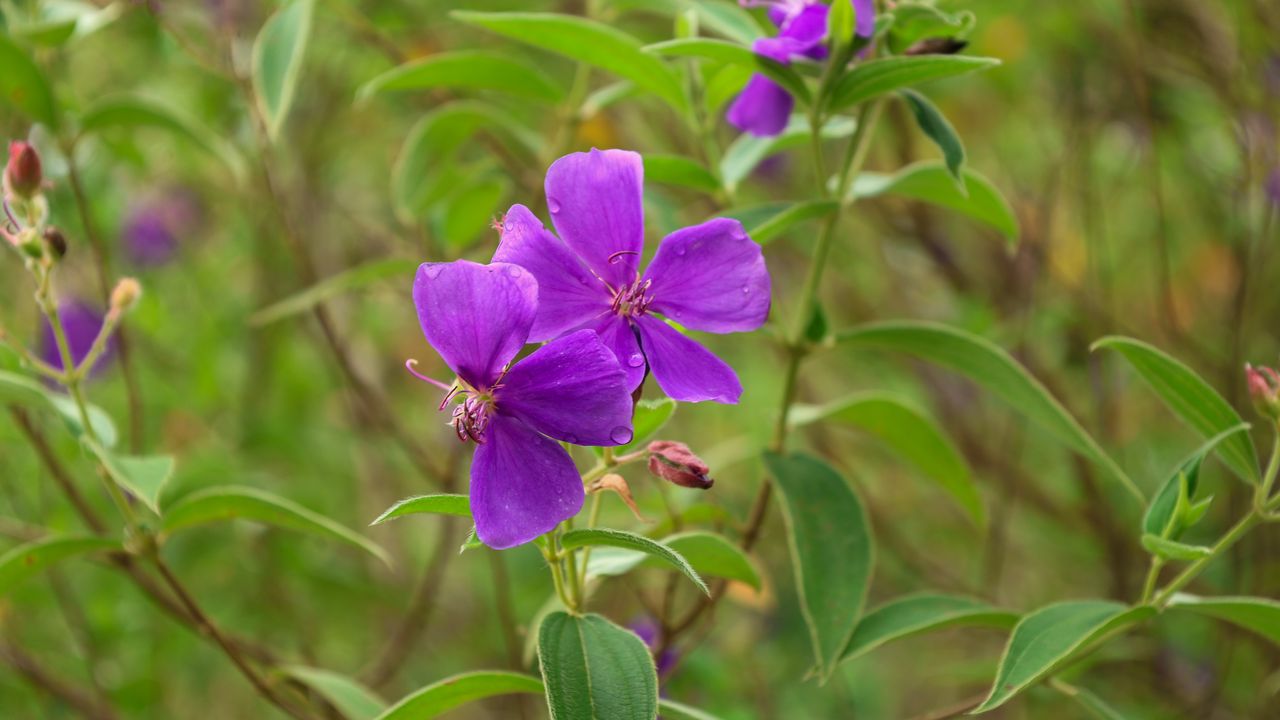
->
left=852, top=0, right=876, bottom=38
left=492, top=204, right=611, bottom=341
left=544, top=149, right=645, bottom=288
left=585, top=313, right=647, bottom=392
left=412, top=260, right=536, bottom=389
left=470, top=414, right=585, bottom=549
left=727, top=74, right=794, bottom=137
left=643, top=218, right=771, bottom=333
left=39, top=301, right=113, bottom=376
left=122, top=207, right=178, bottom=266
left=778, top=3, right=829, bottom=50
left=635, top=316, right=742, bottom=404
left=497, top=329, right=634, bottom=447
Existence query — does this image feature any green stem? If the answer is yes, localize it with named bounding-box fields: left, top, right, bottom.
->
left=1256, top=428, right=1280, bottom=511
left=1139, top=558, right=1163, bottom=604
left=1152, top=511, right=1260, bottom=607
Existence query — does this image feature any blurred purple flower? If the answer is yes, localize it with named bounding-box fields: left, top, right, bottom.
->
left=410, top=260, right=634, bottom=549
left=121, top=189, right=202, bottom=267
left=630, top=617, right=678, bottom=679
left=1267, top=168, right=1280, bottom=208
left=38, top=300, right=114, bottom=377
left=728, top=0, right=876, bottom=136
left=493, top=149, right=770, bottom=404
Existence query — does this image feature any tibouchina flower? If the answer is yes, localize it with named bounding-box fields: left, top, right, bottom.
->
left=493, top=149, right=770, bottom=404
left=411, top=260, right=635, bottom=549
left=39, top=300, right=114, bottom=378
left=728, top=0, right=877, bottom=137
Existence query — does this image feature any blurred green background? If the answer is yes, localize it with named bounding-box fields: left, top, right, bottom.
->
left=1, top=0, right=1278, bottom=717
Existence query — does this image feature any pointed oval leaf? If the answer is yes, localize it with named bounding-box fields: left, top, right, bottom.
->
left=371, top=494, right=471, bottom=525
left=662, top=532, right=761, bottom=591
left=357, top=51, right=564, bottom=103
left=78, top=95, right=246, bottom=183
left=561, top=528, right=707, bottom=595
left=1143, top=424, right=1248, bottom=538
left=828, top=55, right=999, bottom=112
left=1093, top=336, right=1259, bottom=485
left=835, top=321, right=1140, bottom=503
left=900, top=89, right=965, bottom=186
left=741, top=200, right=838, bottom=245
left=1140, top=534, right=1212, bottom=562
left=852, top=161, right=1018, bottom=243
left=974, top=601, right=1154, bottom=713
left=282, top=666, right=386, bottom=720
left=377, top=670, right=542, bottom=720
left=538, top=612, right=658, bottom=720
left=452, top=12, right=688, bottom=113
left=160, top=486, right=389, bottom=564
left=765, top=452, right=874, bottom=680
left=1167, top=594, right=1280, bottom=646
left=643, top=154, right=720, bottom=194
left=791, top=392, right=983, bottom=528
left=644, top=38, right=810, bottom=105
left=0, top=33, right=60, bottom=128
left=0, top=535, right=118, bottom=597
left=250, top=258, right=418, bottom=326
left=252, top=0, right=315, bottom=140
left=0, top=371, right=118, bottom=447
left=91, top=445, right=174, bottom=515
left=611, top=0, right=764, bottom=44
left=842, top=593, right=1017, bottom=663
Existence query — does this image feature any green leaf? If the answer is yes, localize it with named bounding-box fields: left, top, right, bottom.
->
left=92, top=446, right=174, bottom=515
left=452, top=12, right=688, bottom=113
left=657, top=699, right=724, bottom=720
left=252, top=0, right=315, bottom=140
left=644, top=154, right=720, bottom=193
left=249, top=258, right=418, bottom=326
left=662, top=532, right=761, bottom=591
left=538, top=612, right=658, bottom=720
left=644, top=38, right=810, bottom=105
left=765, top=452, right=874, bottom=680
left=609, top=0, right=764, bottom=44
left=1140, top=534, right=1212, bottom=561
left=828, top=55, right=999, bottom=112
left=842, top=593, right=1018, bottom=663
left=1142, top=424, right=1248, bottom=539
left=356, top=51, right=564, bottom=103
left=560, top=528, right=707, bottom=594
left=437, top=175, right=508, bottom=250
left=1167, top=595, right=1280, bottom=646
left=738, top=200, right=839, bottom=245
left=974, top=601, right=1154, bottom=713
left=281, top=666, right=386, bottom=720
left=8, top=1, right=123, bottom=48
left=0, top=535, right=118, bottom=597
left=835, top=321, right=1141, bottom=503
left=377, top=671, right=542, bottom=720
left=791, top=392, right=983, bottom=528
left=0, top=371, right=118, bottom=447
left=900, top=90, right=965, bottom=187
left=594, top=398, right=677, bottom=458
left=160, top=486, right=389, bottom=564
left=0, top=33, right=60, bottom=128
left=721, top=115, right=857, bottom=191
left=1093, top=336, right=1259, bottom=485
left=853, top=161, right=1018, bottom=243
left=1063, top=685, right=1129, bottom=720
left=371, top=494, right=471, bottom=525
left=78, top=95, right=247, bottom=183
left=886, top=3, right=976, bottom=54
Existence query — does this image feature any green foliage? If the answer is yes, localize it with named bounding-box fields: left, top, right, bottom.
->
left=281, top=666, right=386, bottom=720
left=1167, top=595, right=1280, bottom=647
left=827, top=55, right=1000, bottom=113
left=561, top=527, right=708, bottom=594
left=0, top=535, right=118, bottom=597
left=853, top=161, right=1018, bottom=241
left=357, top=51, right=566, bottom=104
left=252, top=0, right=315, bottom=140
left=538, top=612, right=658, bottom=720
left=0, top=32, right=59, bottom=127
left=378, top=670, right=543, bottom=719
left=370, top=494, right=471, bottom=525
left=842, top=593, right=1017, bottom=663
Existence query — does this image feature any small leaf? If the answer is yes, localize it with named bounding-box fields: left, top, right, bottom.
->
left=974, top=601, right=1154, bottom=713
left=900, top=90, right=965, bottom=187
left=252, top=0, right=315, bottom=140
left=742, top=200, right=838, bottom=245
left=1166, top=595, right=1280, bottom=646
left=765, top=452, right=874, bottom=680
left=644, top=154, right=720, bottom=194
left=1140, top=534, right=1212, bottom=562
left=842, top=593, right=1017, bottom=663
left=560, top=528, right=707, bottom=594
left=1142, top=424, right=1248, bottom=539
left=803, top=303, right=829, bottom=344
left=250, top=258, right=418, bottom=326
left=721, top=115, right=857, bottom=191
left=835, top=322, right=1139, bottom=503
left=0, top=33, right=60, bottom=128
left=357, top=51, right=565, bottom=103
left=853, top=161, right=1018, bottom=243
left=78, top=95, right=246, bottom=183
left=0, top=371, right=118, bottom=447
left=377, top=671, right=542, bottom=720
left=538, top=612, right=658, bottom=720
left=282, top=666, right=386, bottom=720
left=453, top=12, right=688, bottom=113
left=1093, top=336, right=1259, bottom=485
left=371, top=494, right=471, bottom=525
left=657, top=699, right=724, bottom=720
left=791, top=392, right=983, bottom=528
left=827, top=55, right=999, bottom=112
left=161, top=486, right=389, bottom=564
left=0, top=535, right=118, bottom=597
left=644, top=38, right=810, bottom=105
left=91, top=446, right=174, bottom=515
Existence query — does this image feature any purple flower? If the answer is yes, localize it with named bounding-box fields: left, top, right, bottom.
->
left=493, top=149, right=770, bottom=404
left=121, top=189, right=202, bottom=266
left=411, top=260, right=635, bottom=549
left=728, top=0, right=877, bottom=137
left=630, top=617, right=678, bottom=679
left=38, top=300, right=113, bottom=377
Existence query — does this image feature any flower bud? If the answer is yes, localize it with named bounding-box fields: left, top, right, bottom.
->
left=1245, top=363, right=1280, bottom=423
left=42, top=227, right=67, bottom=259
left=5, top=141, right=42, bottom=199
left=647, top=441, right=713, bottom=490
left=110, top=277, right=142, bottom=313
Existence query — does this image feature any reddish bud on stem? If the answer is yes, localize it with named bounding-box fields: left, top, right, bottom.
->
left=1245, top=363, right=1280, bottom=423
left=5, top=141, right=42, bottom=199
left=647, top=440, right=714, bottom=489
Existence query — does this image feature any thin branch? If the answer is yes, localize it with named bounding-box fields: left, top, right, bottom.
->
left=0, top=638, right=117, bottom=720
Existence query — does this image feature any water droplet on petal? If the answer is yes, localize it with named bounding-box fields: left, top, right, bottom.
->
left=548, top=197, right=562, bottom=214
left=675, top=246, right=687, bottom=257
left=504, top=265, right=523, bottom=278
left=627, top=353, right=645, bottom=368
left=742, top=285, right=750, bottom=294
left=731, top=226, right=748, bottom=240
left=610, top=426, right=634, bottom=445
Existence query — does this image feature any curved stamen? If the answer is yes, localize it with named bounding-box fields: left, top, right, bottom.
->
left=607, top=250, right=640, bottom=265
left=405, top=359, right=453, bottom=391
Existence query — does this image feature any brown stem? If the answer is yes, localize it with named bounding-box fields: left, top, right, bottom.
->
left=0, top=638, right=117, bottom=720
left=905, top=692, right=985, bottom=720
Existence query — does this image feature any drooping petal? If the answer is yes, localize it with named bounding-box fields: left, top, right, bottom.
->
left=585, top=313, right=647, bottom=392
left=497, top=329, right=634, bottom=447
left=643, top=218, right=771, bottom=334
left=492, top=204, right=611, bottom=341
left=412, top=260, right=536, bottom=389
left=470, top=414, right=585, bottom=549
left=727, top=74, right=794, bottom=137
left=635, top=316, right=742, bottom=404
left=544, top=149, right=645, bottom=288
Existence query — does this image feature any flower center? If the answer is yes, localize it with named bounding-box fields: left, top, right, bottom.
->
left=611, top=277, right=654, bottom=318
left=441, top=384, right=497, bottom=443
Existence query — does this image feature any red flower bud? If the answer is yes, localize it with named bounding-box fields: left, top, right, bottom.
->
left=647, top=441, right=713, bottom=490
left=1245, top=363, right=1280, bottom=423
left=5, top=141, right=42, bottom=199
